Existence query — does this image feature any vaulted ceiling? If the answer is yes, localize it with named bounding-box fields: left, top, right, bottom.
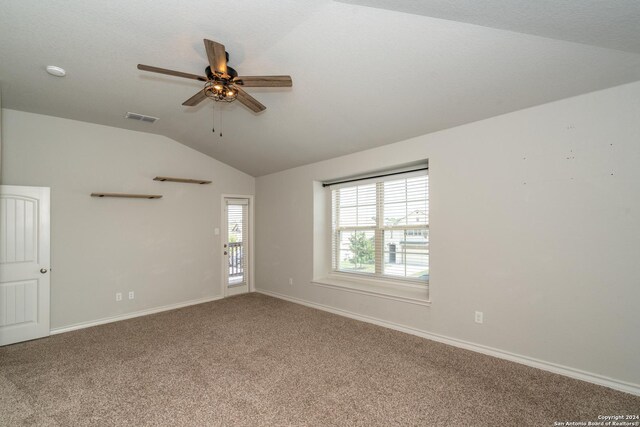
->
left=2, top=1, right=640, bottom=176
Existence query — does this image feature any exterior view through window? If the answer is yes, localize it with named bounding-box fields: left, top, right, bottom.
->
left=227, top=203, right=246, bottom=285
left=331, top=172, right=429, bottom=283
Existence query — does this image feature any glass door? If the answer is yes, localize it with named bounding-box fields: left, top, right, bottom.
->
left=224, top=198, right=249, bottom=296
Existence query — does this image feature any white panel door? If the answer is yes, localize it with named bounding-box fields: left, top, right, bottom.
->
left=0, top=185, right=50, bottom=346
left=223, top=198, right=249, bottom=297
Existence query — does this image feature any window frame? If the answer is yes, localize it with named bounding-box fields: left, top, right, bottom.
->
left=330, top=171, right=429, bottom=286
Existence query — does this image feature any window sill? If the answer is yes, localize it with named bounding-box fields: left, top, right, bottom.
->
left=311, top=274, right=430, bottom=306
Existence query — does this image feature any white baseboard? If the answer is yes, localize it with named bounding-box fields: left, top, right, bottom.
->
left=50, top=295, right=224, bottom=335
left=256, top=288, right=640, bottom=397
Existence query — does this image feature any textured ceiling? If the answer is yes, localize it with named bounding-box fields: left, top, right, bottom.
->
left=337, top=0, right=640, bottom=54
left=1, top=0, right=640, bottom=176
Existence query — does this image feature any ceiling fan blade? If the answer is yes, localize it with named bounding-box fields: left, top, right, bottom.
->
left=204, top=39, right=228, bottom=76
left=137, top=64, right=207, bottom=82
left=182, top=90, right=208, bottom=106
left=235, top=87, right=266, bottom=113
left=235, top=76, right=293, bottom=87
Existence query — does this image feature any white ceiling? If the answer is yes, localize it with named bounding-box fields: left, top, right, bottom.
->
left=1, top=0, right=640, bottom=176
left=337, top=0, right=640, bottom=54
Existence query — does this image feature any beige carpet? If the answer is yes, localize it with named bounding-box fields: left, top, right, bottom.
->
left=1, top=293, right=638, bottom=426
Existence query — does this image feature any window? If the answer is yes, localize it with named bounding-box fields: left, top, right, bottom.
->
left=331, top=171, right=429, bottom=284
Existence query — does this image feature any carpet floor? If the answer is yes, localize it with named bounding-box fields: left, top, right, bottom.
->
left=1, top=293, right=638, bottom=426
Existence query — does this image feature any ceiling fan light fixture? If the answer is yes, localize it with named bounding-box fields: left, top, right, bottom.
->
left=204, top=80, right=237, bottom=102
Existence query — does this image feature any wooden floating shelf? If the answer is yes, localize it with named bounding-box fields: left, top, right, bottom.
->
left=153, top=176, right=212, bottom=185
left=91, top=193, right=162, bottom=199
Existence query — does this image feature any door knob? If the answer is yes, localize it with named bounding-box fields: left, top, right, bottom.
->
left=223, top=244, right=227, bottom=248
left=224, top=251, right=228, bottom=255
left=40, top=268, right=48, bottom=274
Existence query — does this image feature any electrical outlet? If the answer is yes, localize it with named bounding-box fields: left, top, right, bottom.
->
left=288, top=278, right=293, bottom=286
left=128, top=291, right=135, bottom=300
left=115, top=292, right=122, bottom=302
left=475, top=311, right=483, bottom=324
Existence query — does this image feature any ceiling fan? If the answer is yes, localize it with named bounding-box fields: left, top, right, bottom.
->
left=137, top=39, right=292, bottom=113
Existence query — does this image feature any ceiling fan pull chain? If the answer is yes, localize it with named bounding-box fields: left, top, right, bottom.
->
left=212, top=103, right=216, bottom=134
left=220, top=106, right=223, bottom=137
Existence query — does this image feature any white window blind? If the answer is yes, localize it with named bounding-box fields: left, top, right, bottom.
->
left=331, top=172, right=429, bottom=283
left=227, top=200, right=248, bottom=285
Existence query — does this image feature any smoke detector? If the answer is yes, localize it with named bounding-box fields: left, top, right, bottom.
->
left=45, top=66, right=66, bottom=77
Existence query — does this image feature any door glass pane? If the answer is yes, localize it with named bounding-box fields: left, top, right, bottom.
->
left=227, top=204, right=246, bottom=286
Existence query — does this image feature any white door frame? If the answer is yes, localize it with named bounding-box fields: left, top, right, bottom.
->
left=220, top=194, right=254, bottom=297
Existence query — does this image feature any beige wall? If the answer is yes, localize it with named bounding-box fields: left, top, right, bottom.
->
left=1, top=110, right=255, bottom=329
left=0, top=90, right=3, bottom=179
left=255, top=81, right=640, bottom=387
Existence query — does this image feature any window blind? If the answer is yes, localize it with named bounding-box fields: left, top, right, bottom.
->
left=331, top=171, right=429, bottom=283
left=227, top=200, right=248, bottom=285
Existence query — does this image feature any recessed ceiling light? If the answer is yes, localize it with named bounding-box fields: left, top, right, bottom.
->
left=45, top=65, right=66, bottom=77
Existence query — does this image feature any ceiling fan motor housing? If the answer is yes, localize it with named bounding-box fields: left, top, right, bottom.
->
left=205, top=64, right=238, bottom=80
